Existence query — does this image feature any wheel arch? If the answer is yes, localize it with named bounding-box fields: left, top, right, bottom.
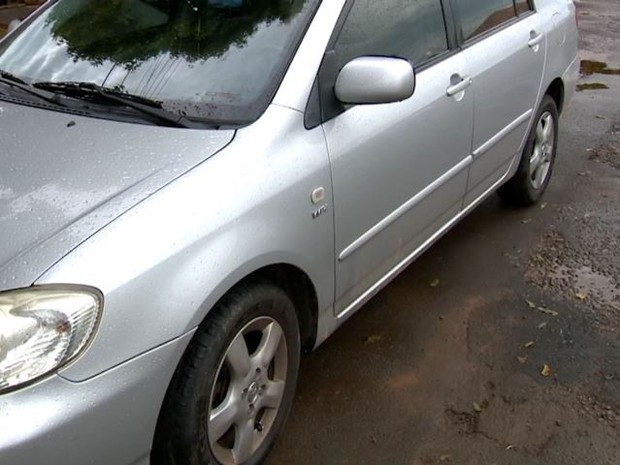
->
left=545, top=78, right=565, bottom=115
left=220, top=263, right=320, bottom=353
left=151, top=265, right=312, bottom=465
left=198, top=262, right=319, bottom=352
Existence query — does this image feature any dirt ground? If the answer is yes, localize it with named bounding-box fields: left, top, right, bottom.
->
left=267, top=1, right=620, bottom=464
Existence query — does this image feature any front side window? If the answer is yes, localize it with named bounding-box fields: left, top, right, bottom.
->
left=333, top=0, right=449, bottom=70
left=0, top=0, right=318, bottom=124
left=457, top=0, right=517, bottom=41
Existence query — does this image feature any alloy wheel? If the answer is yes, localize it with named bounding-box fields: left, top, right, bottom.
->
left=529, top=111, right=555, bottom=190
left=208, top=317, right=288, bottom=464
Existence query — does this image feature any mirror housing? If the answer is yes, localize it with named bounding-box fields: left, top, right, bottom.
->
left=334, top=57, right=415, bottom=105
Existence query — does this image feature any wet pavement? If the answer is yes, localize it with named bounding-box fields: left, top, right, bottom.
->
left=268, top=1, right=620, bottom=464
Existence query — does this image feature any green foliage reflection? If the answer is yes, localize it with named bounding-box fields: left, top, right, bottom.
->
left=46, top=0, right=303, bottom=67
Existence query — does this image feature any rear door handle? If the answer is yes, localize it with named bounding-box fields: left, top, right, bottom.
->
left=528, top=31, right=544, bottom=48
left=446, top=76, right=472, bottom=96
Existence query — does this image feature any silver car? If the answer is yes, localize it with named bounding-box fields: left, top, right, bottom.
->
left=0, top=0, right=578, bottom=464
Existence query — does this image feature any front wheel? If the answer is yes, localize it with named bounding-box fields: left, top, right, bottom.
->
left=152, top=281, right=300, bottom=465
left=498, top=95, right=559, bottom=206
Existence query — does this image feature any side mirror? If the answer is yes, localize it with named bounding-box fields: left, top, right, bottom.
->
left=334, top=56, right=415, bottom=105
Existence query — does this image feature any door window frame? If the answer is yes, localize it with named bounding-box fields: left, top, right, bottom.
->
left=449, top=0, right=536, bottom=47
left=305, top=0, right=459, bottom=128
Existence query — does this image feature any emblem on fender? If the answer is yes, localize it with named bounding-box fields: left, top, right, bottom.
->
left=312, top=203, right=328, bottom=219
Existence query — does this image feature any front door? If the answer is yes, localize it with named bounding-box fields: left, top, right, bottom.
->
left=321, top=0, right=475, bottom=315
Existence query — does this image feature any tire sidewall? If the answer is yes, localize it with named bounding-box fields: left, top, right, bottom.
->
left=208, top=286, right=300, bottom=465
left=158, top=282, right=300, bottom=465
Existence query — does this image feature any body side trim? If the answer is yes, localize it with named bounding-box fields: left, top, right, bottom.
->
left=336, top=155, right=516, bottom=319
left=338, top=156, right=472, bottom=261
left=472, top=109, right=533, bottom=159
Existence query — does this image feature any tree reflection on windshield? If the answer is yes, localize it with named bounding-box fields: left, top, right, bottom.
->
left=46, top=0, right=303, bottom=66
left=0, top=0, right=313, bottom=122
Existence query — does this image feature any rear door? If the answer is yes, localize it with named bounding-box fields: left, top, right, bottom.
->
left=456, top=0, right=546, bottom=204
left=319, top=0, right=475, bottom=316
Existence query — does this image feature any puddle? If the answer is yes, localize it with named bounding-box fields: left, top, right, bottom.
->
left=573, top=265, right=620, bottom=310
left=581, top=60, right=620, bottom=76
left=546, top=264, right=619, bottom=309
left=577, top=82, right=609, bottom=91
left=528, top=232, right=620, bottom=313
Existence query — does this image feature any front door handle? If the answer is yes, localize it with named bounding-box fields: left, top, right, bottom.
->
left=528, top=31, right=544, bottom=48
left=446, top=75, right=473, bottom=96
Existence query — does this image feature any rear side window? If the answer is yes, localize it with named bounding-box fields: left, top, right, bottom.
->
left=457, top=0, right=519, bottom=41
left=515, top=0, right=532, bottom=15
left=333, top=0, right=449, bottom=69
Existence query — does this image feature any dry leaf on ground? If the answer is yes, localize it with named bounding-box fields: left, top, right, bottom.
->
left=575, top=291, right=588, bottom=301
left=537, top=306, right=559, bottom=316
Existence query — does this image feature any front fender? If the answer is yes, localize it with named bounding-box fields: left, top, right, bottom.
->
left=37, top=105, right=334, bottom=381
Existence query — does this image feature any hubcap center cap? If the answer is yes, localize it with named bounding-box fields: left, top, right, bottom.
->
left=247, top=381, right=260, bottom=404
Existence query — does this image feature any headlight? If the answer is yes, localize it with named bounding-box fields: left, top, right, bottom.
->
left=0, top=285, right=102, bottom=393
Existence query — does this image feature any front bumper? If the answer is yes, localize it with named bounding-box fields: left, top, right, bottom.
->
left=0, top=331, right=194, bottom=465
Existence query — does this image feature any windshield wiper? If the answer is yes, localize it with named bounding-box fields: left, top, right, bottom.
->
left=0, top=70, right=67, bottom=107
left=0, top=70, right=28, bottom=85
left=33, top=81, right=201, bottom=128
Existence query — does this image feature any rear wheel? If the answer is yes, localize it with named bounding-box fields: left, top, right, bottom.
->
left=498, top=95, right=559, bottom=206
left=153, top=281, right=300, bottom=465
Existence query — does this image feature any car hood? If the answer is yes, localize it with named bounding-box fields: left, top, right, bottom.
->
left=0, top=102, right=235, bottom=290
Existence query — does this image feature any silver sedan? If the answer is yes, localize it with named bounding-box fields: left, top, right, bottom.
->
left=0, top=0, right=578, bottom=464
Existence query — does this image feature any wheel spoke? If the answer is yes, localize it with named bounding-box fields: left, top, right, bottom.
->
left=536, top=119, right=545, bottom=143
left=261, top=380, right=285, bottom=410
left=530, top=146, right=543, bottom=171
left=532, top=162, right=545, bottom=187
left=542, top=114, right=553, bottom=142
left=226, top=333, right=251, bottom=380
left=254, top=322, right=283, bottom=368
left=209, top=398, right=240, bottom=443
left=233, top=418, right=256, bottom=463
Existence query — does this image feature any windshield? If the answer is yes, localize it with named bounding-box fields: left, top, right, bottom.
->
left=0, top=0, right=319, bottom=124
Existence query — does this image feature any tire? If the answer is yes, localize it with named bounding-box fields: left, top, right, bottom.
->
left=498, top=95, right=559, bottom=206
left=152, top=281, right=300, bottom=465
